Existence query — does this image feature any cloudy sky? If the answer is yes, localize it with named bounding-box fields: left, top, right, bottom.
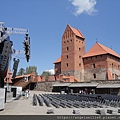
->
left=0, top=0, right=120, bottom=75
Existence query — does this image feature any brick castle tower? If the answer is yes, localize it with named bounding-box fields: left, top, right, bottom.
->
left=61, top=24, right=85, bottom=81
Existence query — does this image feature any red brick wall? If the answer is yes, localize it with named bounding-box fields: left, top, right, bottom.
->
left=83, top=55, right=108, bottom=81
left=83, top=54, right=120, bottom=81
left=107, top=55, right=120, bottom=70
left=83, top=55, right=107, bottom=69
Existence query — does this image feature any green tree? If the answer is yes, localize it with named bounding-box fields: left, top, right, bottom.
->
left=41, top=71, right=51, bottom=81
left=17, top=68, right=25, bottom=76
left=25, top=66, right=38, bottom=75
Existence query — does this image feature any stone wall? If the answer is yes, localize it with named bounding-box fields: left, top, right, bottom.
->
left=35, top=81, right=57, bottom=92
left=109, top=68, right=120, bottom=79
left=84, top=68, right=107, bottom=81
left=61, top=70, right=84, bottom=81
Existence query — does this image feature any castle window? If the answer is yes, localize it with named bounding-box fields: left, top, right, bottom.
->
left=66, top=63, right=68, bottom=67
left=70, top=39, right=72, bottom=42
left=112, top=74, right=114, bottom=79
left=64, top=41, right=66, bottom=43
left=79, top=56, right=81, bottom=58
left=66, top=47, right=69, bottom=51
left=66, top=55, right=68, bottom=59
left=79, top=48, right=81, bottom=51
left=79, top=63, right=81, bottom=66
left=93, top=74, right=96, bottom=78
left=93, top=63, right=96, bottom=68
left=118, top=65, right=120, bottom=69
left=112, top=63, right=113, bottom=68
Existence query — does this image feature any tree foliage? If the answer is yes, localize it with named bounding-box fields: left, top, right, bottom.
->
left=41, top=71, right=51, bottom=81
left=25, top=66, right=38, bottom=75
left=17, top=66, right=38, bottom=76
left=17, top=68, right=25, bottom=76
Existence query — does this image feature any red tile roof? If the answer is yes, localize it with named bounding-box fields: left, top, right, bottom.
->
left=53, top=56, right=61, bottom=64
left=68, top=24, right=85, bottom=39
left=83, top=42, right=120, bottom=58
left=12, top=74, right=31, bottom=79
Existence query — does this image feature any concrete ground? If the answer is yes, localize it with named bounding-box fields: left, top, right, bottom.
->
left=0, top=91, right=120, bottom=115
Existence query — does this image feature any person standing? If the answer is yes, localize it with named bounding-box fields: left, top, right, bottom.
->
left=26, top=90, right=29, bottom=99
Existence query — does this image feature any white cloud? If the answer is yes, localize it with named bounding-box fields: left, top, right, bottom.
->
left=69, top=0, right=97, bottom=16
left=46, top=69, right=54, bottom=74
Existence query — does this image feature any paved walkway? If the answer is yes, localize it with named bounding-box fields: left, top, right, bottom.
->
left=0, top=91, right=120, bottom=115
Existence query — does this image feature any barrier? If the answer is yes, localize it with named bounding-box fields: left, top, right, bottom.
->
left=0, top=88, right=5, bottom=110
left=73, top=109, right=80, bottom=115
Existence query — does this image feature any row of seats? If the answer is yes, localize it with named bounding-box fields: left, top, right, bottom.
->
left=36, top=95, right=43, bottom=106
left=32, top=94, right=37, bottom=106
left=41, top=94, right=103, bottom=108
left=34, top=93, right=120, bottom=109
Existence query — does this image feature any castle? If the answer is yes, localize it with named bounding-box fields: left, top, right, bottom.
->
left=54, top=24, right=120, bottom=82
left=5, top=24, right=120, bottom=94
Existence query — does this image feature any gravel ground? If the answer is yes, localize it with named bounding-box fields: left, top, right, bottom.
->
left=0, top=91, right=120, bottom=115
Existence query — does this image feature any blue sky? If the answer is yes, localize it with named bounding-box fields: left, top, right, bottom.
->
left=0, top=0, right=120, bottom=75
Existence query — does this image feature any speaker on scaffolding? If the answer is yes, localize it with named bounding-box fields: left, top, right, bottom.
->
left=12, top=58, right=20, bottom=79
left=0, top=77, right=4, bottom=88
left=23, top=34, right=30, bottom=62
left=0, top=41, right=12, bottom=72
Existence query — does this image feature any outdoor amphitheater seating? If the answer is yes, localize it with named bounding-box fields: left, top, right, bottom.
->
left=33, top=94, right=37, bottom=106
left=41, top=95, right=51, bottom=107
left=51, top=101, right=60, bottom=108
left=37, top=93, right=120, bottom=110
left=36, top=95, right=43, bottom=106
